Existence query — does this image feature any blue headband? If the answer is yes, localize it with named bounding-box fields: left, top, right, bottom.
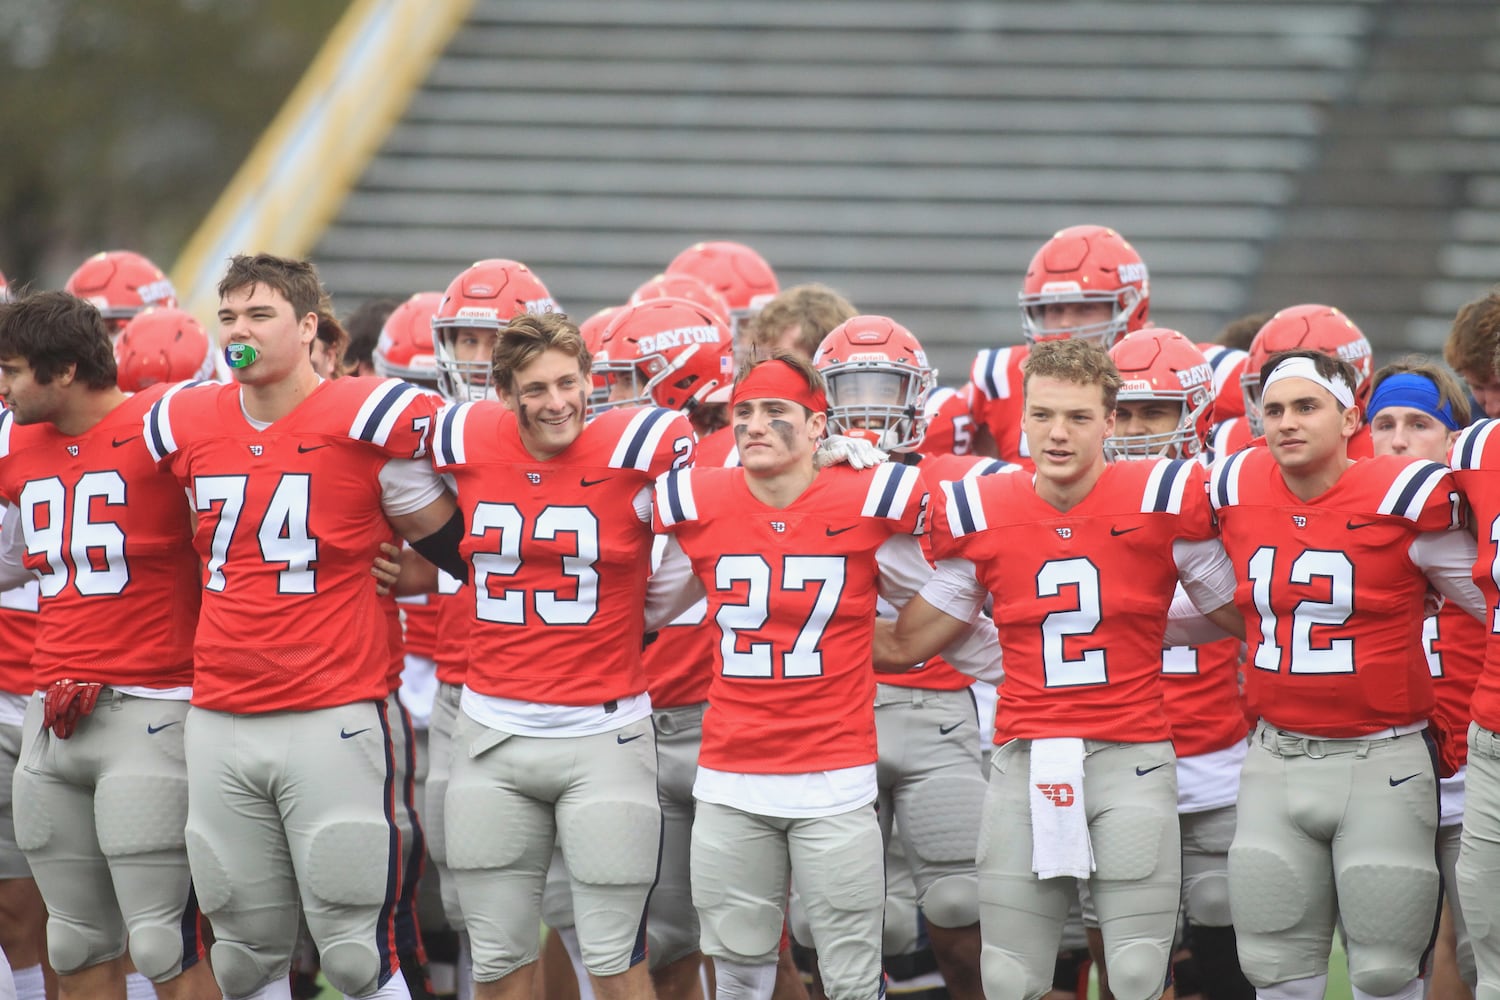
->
left=1367, top=373, right=1460, bottom=430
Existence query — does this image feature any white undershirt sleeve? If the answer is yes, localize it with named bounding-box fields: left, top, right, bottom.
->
left=378, top=458, right=449, bottom=517
left=1409, top=529, right=1486, bottom=621
left=917, top=558, right=988, bottom=623
left=644, top=535, right=706, bottom=632
left=1173, top=537, right=1238, bottom=614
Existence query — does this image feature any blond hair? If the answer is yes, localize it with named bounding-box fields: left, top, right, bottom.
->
left=747, top=284, right=857, bottom=359
left=1023, top=339, right=1123, bottom=410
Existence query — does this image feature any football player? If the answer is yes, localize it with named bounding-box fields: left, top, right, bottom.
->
left=664, top=240, right=779, bottom=351
left=1238, top=305, right=1373, bottom=450
left=145, top=253, right=461, bottom=1000
left=1106, top=328, right=1253, bottom=1000
left=877, top=338, right=1243, bottom=1000
left=427, top=311, right=694, bottom=1000
left=1366, top=360, right=1480, bottom=995
left=815, top=314, right=1014, bottom=1000
left=967, top=225, right=1150, bottom=466
left=1213, top=350, right=1484, bottom=1000
left=433, top=259, right=559, bottom=403
left=0, top=291, right=214, bottom=1000
left=654, top=353, right=997, bottom=1000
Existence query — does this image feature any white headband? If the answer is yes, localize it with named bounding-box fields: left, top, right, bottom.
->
left=1261, top=355, right=1355, bottom=409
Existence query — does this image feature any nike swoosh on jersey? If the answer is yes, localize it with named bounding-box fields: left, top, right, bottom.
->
left=146, top=721, right=180, bottom=734
left=1389, top=773, right=1421, bottom=786
left=825, top=526, right=856, bottom=537
left=298, top=443, right=330, bottom=453
left=1347, top=520, right=1379, bottom=529
left=340, top=727, right=370, bottom=739
left=580, top=476, right=612, bottom=487
left=1135, top=763, right=1168, bottom=776
left=112, top=435, right=139, bottom=448
left=617, top=733, right=644, bottom=744
left=1110, top=526, right=1141, bottom=536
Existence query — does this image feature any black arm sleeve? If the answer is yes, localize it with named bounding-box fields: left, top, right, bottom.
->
left=409, top=510, right=469, bottom=585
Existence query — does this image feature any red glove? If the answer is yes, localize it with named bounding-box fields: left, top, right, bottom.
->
left=41, top=679, right=103, bottom=739
left=1428, top=714, right=1464, bottom=780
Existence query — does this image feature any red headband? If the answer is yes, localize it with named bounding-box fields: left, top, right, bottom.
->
left=730, top=359, right=828, bottom=413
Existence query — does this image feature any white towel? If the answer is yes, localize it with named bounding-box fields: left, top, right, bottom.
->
left=1028, top=737, right=1094, bottom=880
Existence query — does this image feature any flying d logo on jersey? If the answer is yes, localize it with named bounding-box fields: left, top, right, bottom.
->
left=1036, top=783, right=1075, bottom=807
left=1292, top=514, right=1306, bottom=528
left=1055, top=527, right=1072, bottom=539
left=66, top=444, right=79, bottom=456
left=527, top=472, right=541, bottom=485
left=770, top=521, right=786, bottom=533
left=248, top=444, right=263, bottom=456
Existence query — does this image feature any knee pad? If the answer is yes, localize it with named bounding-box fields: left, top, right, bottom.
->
left=1228, top=845, right=1309, bottom=934
left=979, top=946, right=1047, bottom=1000
left=128, top=924, right=185, bottom=983
left=701, top=902, right=784, bottom=965
left=95, top=776, right=187, bottom=855
left=1183, top=867, right=1232, bottom=928
left=1105, top=940, right=1170, bottom=1000
left=306, top=821, right=391, bottom=907
left=905, top=776, right=984, bottom=866
left=918, top=872, right=978, bottom=930
left=45, top=918, right=112, bottom=977
left=1349, top=969, right=1422, bottom=999
left=561, top=801, right=660, bottom=887
left=319, top=940, right=382, bottom=998
left=1338, top=861, right=1437, bottom=953
left=1091, top=807, right=1167, bottom=881
left=211, top=939, right=280, bottom=999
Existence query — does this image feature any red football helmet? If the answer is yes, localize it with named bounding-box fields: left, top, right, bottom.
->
left=630, top=273, right=732, bottom=325
left=65, top=250, right=178, bottom=335
left=813, top=315, right=936, bottom=452
left=431, top=259, right=558, bottom=401
left=1107, top=328, right=1214, bottom=461
left=1241, top=304, right=1373, bottom=435
left=1019, top=225, right=1150, bottom=347
left=665, top=241, right=779, bottom=343
left=114, top=307, right=214, bottom=392
left=373, top=292, right=443, bottom=387
left=592, top=298, right=732, bottom=415
left=580, top=305, right=625, bottom=413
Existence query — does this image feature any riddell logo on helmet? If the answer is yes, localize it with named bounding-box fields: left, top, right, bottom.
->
left=1121, top=379, right=1153, bottom=394
left=638, top=325, right=720, bottom=355
left=455, top=307, right=499, bottom=322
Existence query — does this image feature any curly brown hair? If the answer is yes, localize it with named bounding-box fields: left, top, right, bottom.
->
left=1022, top=339, right=1123, bottom=411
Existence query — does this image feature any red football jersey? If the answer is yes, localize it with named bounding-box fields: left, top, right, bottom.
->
left=0, top=386, right=199, bottom=689
left=655, top=462, right=929, bottom=774
left=399, top=566, right=462, bottom=661
left=1424, top=602, right=1484, bottom=765
left=1207, top=417, right=1251, bottom=461
left=1161, top=637, right=1248, bottom=758
left=1447, top=420, right=1500, bottom=732
left=920, top=387, right=976, bottom=457
left=886, top=452, right=1014, bottom=693
left=932, top=458, right=1216, bottom=743
left=147, top=377, right=439, bottom=712
left=1211, top=447, right=1457, bottom=737
left=0, top=586, right=38, bottom=696
left=966, top=346, right=1033, bottom=468
left=432, top=403, right=694, bottom=705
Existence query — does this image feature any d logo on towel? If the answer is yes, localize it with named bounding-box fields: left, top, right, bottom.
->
left=1036, top=783, right=1075, bottom=807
